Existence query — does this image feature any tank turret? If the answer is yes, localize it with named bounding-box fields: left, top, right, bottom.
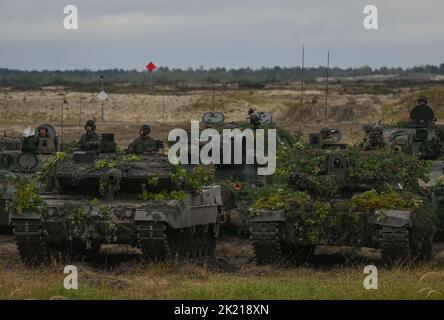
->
left=389, top=98, right=442, bottom=159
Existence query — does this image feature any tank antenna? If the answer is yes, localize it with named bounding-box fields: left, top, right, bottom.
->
left=324, top=51, right=330, bottom=125
left=162, top=93, right=166, bottom=154
left=212, top=80, right=216, bottom=111
left=78, top=92, right=82, bottom=139
left=61, top=94, right=66, bottom=151
left=299, top=45, right=305, bottom=133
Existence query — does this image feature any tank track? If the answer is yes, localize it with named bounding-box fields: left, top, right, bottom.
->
left=13, top=219, right=48, bottom=266
left=380, top=225, right=411, bottom=263
left=137, top=222, right=216, bottom=261
left=249, top=222, right=282, bottom=264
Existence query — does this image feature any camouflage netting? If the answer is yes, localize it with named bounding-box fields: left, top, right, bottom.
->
left=40, top=151, right=215, bottom=198
left=249, top=142, right=440, bottom=246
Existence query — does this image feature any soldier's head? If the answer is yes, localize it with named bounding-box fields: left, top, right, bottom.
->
left=417, top=96, right=428, bottom=105
left=371, top=123, right=383, bottom=134
left=248, top=108, right=255, bottom=116
left=140, top=124, right=151, bottom=137
left=38, top=127, right=47, bottom=138
left=320, top=126, right=331, bottom=138
left=85, top=120, right=96, bottom=133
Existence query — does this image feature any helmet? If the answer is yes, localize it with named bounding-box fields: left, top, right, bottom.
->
left=248, top=108, right=255, bottom=115
left=372, top=124, right=383, bottom=133
left=140, top=124, right=151, bottom=136
left=417, top=96, right=428, bottom=104
left=320, top=126, right=331, bottom=135
left=85, top=120, right=96, bottom=131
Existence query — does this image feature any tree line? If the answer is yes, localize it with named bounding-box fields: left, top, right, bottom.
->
left=1, top=64, right=444, bottom=89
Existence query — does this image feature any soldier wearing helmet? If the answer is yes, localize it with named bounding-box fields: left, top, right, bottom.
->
left=79, top=120, right=101, bottom=151
left=248, top=108, right=261, bottom=129
left=362, top=122, right=385, bottom=150
left=410, top=96, right=436, bottom=123
left=417, top=96, right=428, bottom=105
left=128, top=124, right=158, bottom=154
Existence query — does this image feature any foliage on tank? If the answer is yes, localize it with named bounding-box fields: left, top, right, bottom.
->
left=10, top=176, right=46, bottom=215
left=249, top=141, right=439, bottom=246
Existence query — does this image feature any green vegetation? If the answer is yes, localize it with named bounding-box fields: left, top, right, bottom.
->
left=40, top=152, right=68, bottom=190
left=0, top=259, right=443, bottom=300
left=172, top=165, right=215, bottom=194
left=248, top=141, right=439, bottom=246
left=2, top=64, right=444, bottom=90
left=10, top=177, right=46, bottom=215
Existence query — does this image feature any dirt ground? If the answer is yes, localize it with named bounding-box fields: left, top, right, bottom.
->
left=0, top=88, right=410, bottom=146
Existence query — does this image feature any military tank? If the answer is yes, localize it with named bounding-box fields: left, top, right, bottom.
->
left=10, top=134, right=223, bottom=266
left=0, top=124, right=58, bottom=229
left=200, top=111, right=270, bottom=235
left=249, top=145, right=438, bottom=264
left=388, top=98, right=444, bottom=240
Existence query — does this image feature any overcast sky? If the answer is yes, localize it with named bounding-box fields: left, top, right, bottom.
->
left=0, top=0, right=443, bottom=70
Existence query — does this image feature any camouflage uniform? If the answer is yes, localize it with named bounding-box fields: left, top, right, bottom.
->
left=363, top=124, right=385, bottom=150
left=128, top=136, right=158, bottom=154
left=79, top=131, right=102, bottom=151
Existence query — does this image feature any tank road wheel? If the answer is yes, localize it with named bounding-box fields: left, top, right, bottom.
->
left=178, top=229, right=192, bottom=258
left=13, top=219, right=48, bottom=266
left=167, top=230, right=180, bottom=260
left=196, top=226, right=205, bottom=257
left=250, top=222, right=282, bottom=264
left=137, top=222, right=172, bottom=262
left=381, top=226, right=411, bottom=263
left=202, top=225, right=210, bottom=256
left=206, top=224, right=217, bottom=256
left=190, top=227, right=199, bottom=258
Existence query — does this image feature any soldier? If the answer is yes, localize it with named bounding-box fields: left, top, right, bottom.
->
left=320, top=126, right=339, bottom=143
left=248, top=108, right=261, bottom=129
left=362, top=123, right=385, bottom=150
left=410, top=96, right=436, bottom=123
left=128, top=124, right=158, bottom=154
left=79, top=120, right=101, bottom=152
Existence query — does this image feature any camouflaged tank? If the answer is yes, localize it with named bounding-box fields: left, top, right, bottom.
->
left=249, top=146, right=438, bottom=264
left=0, top=124, right=58, bottom=229
left=200, top=111, right=269, bottom=235
left=388, top=101, right=444, bottom=240
left=10, top=137, right=223, bottom=266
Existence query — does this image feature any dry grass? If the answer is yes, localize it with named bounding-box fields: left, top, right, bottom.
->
left=3, top=84, right=443, bottom=146
left=1, top=235, right=444, bottom=300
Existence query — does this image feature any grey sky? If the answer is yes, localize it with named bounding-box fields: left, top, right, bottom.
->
left=0, top=0, right=443, bottom=70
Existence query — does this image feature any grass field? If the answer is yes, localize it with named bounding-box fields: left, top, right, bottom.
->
left=1, top=235, right=444, bottom=300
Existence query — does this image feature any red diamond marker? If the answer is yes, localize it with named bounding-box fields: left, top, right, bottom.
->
left=146, top=62, right=157, bottom=72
